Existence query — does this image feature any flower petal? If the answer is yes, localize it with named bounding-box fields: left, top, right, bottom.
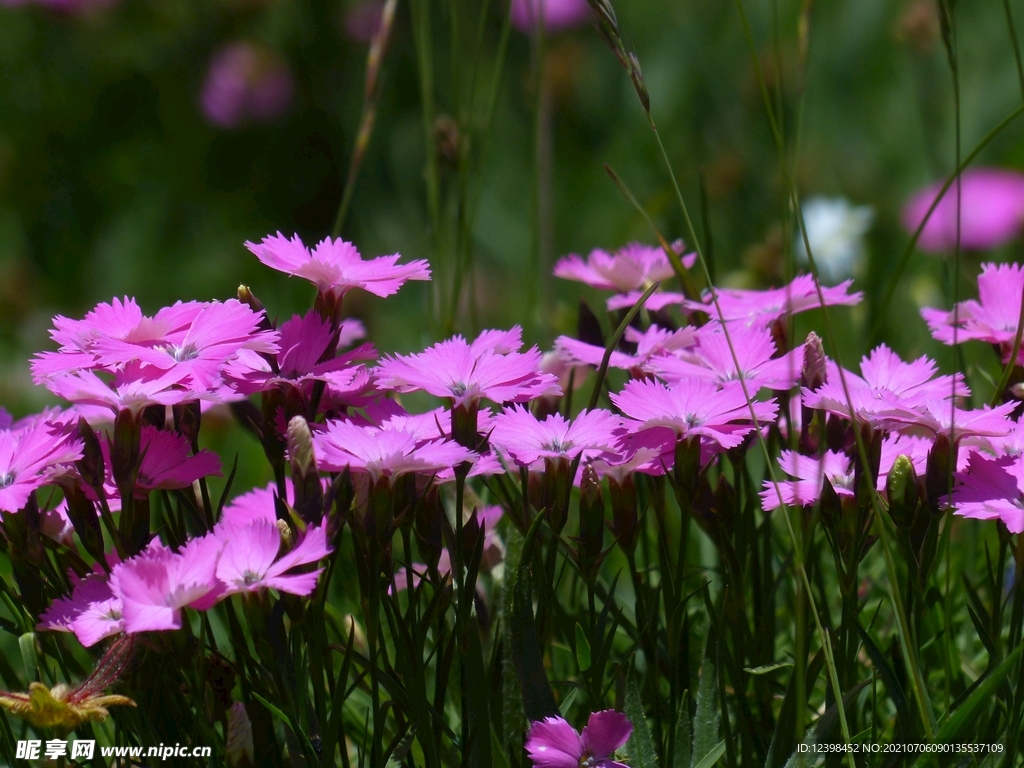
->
left=581, top=709, right=632, bottom=758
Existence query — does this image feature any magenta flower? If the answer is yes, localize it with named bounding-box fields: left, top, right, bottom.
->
left=111, top=536, right=225, bottom=633
left=201, top=42, right=294, bottom=129
left=38, top=574, right=123, bottom=648
left=220, top=480, right=290, bottom=528
left=555, top=324, right=696, bottom=374
left=921, top=262, right=1024, bottom=363
left=0, top=420, right=83, bottom=513
left=510, top=0, right=591, bottom=32
left=760, top=450, right=854, bottom=512
left=44, top=367, right=198, bottom=415
left=374, top=328, right=561, bottom=408
left=684, top=274, right=862, bottom=328
left=89, top=300, right=279, bottom=392
left=878, top=433, right=931, bottom=490
left=652, top=324, right=801, bottom=391
left=224, top=310, right=375, bottom=397
left=554, top=242, right=697, bottom=310
left=611, top=378, right=778, bottom=450
left=902, top=168, right=1024, bottom=253
left=489, top=406, right=622, bottom=467
left=525, top=710, right=632, bottom=768
left=215, top=520, right=330, bottom=596
left=245, top=232, right=430, bottom=304
left=314, top=420, right=475, bottom=483
left=802, top=345, right=966, bottom=428
left=890, top=400, right=1016, bottom=444
left=944, top=452, right=1024, bottom=533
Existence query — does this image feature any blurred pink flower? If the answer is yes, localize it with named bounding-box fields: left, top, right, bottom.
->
left=760, top=450, right=854, bottom=511
left=344, top=1, right=384, bottom=42
left=201, top=42, right=294, bottom=129
left=921, top=262, right=1024, bottom=363
left=489, top=405, right=622, bottom=467
left=903, top=168, right=1024, bottom=252
left=0, top=419, right=83, bottom=513
left=525, top=710, right=632, bottom=768
left=555, top=324, right=696, bottom=374
left=245, top=232, right=430, bottom=303
left=510, top=0, right=592, bottom=33
left=215, top=520, right=330, bottom=596
left=375, top=327, right=561, bottom=407
left=683, top=274, right=862, bottom=328
left=944, top=452, right=1024, bottom=533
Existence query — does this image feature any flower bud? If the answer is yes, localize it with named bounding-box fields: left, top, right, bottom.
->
left=173, top=401, right=202, bottom=450
left=608, top=475, right=639, bottom=554
left=577, top=464, right=606, bottom=583
left=287, top=416, right=323, bottom=524
left=925, top=434, right=952, bottom=514
left=886, top=454, right=920, bottom=528
left=415, top=485, right=444, bottom=573
left=111, top=408, right=141, bottom=498
left=75, top=417, right=105, bottom=492
left=63, top=481, right=106, bottom=563
left=800, top=332, right=827, bottom=391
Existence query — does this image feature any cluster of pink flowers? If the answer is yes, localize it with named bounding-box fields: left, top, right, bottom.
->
left=201, top=42, right=295, bottom=129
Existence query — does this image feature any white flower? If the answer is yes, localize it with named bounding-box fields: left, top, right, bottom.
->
left=796, top=197, right=874, bottom=283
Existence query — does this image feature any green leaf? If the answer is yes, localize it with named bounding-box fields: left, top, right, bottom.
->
left=691, top=637, right=719, bottom=768
left=743, top=663, right=793, bottom=676
left=692, top=741, right=725, bottom=768
left=558, top=686, right=580, bottom=718
left=765, top=650, right=825, bottom=768
left=625, top=671, right=658, bottom=768
left=910, top=643, right=1023, bottom=768
left=18, top=633, right=36, bottom=683
left=856, top=623, right=912, bottom=733
left=672, top=692, right=691, bottom=768
left=575, top=623, right=592, bottom=672
left=385, top=725, right=416, bottom=768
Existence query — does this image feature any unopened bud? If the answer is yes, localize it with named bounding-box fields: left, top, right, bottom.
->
left=801, top=332, right=827, bottom=390
left=276, top=519, right=293, bottom=549
left=75, top=417, right=105, bottom=492
left=577, top=464, right=605, bottom=583
left=237, top=284, right=265, bottom=314
left=173, top=401, right=202, bottom=449
left=64, top=482, right=105, bottom=562
left=111, top=408, right=141, bottom=498
left=886, top=454, right=919, bottom=528
left=608, top=475, right=638, bottom=554
left=287, top=416, right=322, bottom=524
left=416, top=485, right=444, bottom=573
left=925, top=434, right=952, bottom=514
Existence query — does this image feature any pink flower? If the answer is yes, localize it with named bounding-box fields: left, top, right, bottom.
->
left=554, top=242, right=697, bottom=310
left=890, top=400, right=1016, bottom=444
left=944, top=452, right=1024, bottom=533
left=489, top=406, right=622, bottom=467
left=314, top=420, right=475, bottom=483
left=902, top=168, right=1024, bottom=252
left=38, top=574, right=123, bottom=648
left=611, top=378, right=778, bottom=451
left=878, top=433, right=931, bottom=490
left=111, top=536, right=225, bottom=633
left=224, top=310, right=376, bottom=397
left=0, top=420, right=83, bottom=513
left=244, top=232, right=430, bottom=303
left=652, top=324, right=801, bottom=391
left=201, top=42, right=293, bottom=129
left=802, top=345, right=965, bottom=428
left=374, top=327, right=561, bottom=407
left=215, top=520, right=330, bottom=596
left=220, top=480, right=289, bottom=528
left=89, top=300, right=279, bottom=392
left=344, top=1, right=385, bottom=42
left=525, top=710, right=632, bottom=768
left=921, top=262, right=1024, bottom=363
left=555, top=324, right=696, bottom=374
left=760, top=450, right=854, bottom=511
left=45, top=367, right=197, bottom=415
left=510, top=0, right=591, bottom=32
left=684, top=274, right=862, bottom=328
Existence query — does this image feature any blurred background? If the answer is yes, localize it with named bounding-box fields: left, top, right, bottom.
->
left=1, top=0, right=1023, bottom=416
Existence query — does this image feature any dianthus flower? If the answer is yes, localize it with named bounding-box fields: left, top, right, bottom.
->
left=760, top=450, right=854, bottom=511
left=38, top=574, right=123, bottom=648
left=45, top=367, right=198, bottom=415
left=0, top=419, right=83, bottom=513
left=802, top=345, right=966, bottom=428
left=684, top=274, right=862, bottom=328
left=215, top=520, right=330, bottom=596
left=555, top=324, right=696, bottom=374
left=921, top=262, right=1024, bottom=363
left=525, top=710, right=632, bottom=768
left=489, top=405, right=622, bottom=467
left=220, top=480, right=290, bottom=527
left=889, top=400, right=1016, bottom=444
left=611, top=378, right=777, bottom=450
left=374, top=327, right=560, bottom=408
left=944, top=452, right=1024, bottom=533
left=902, top=168, right=1024, bottom=253
left=314, top=420, right=474, bottom=483
left=244, top=232, right=430, bottom=305
left=510, top=0, right=591, bottom=32
left=201, top=42, right=293, bottom=129
left=554, top=242, right=697, bottom=310
left=111, top=536, right=225, bottom=633
left=224, top=310, right=375, bottom=396
left=652, top=324, right=801, bottom=391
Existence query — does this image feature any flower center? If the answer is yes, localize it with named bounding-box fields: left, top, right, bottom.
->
left=242, top=570, right=262, bottom=586
left=579, top=755, right=597, bottom=768
left=545, top=438, right=572, bottom=453
left=0, top=471, right=14, bottom=489
left=450, top=382, right=468, bottom=397
left=166, top=343, right=200, bottom=362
